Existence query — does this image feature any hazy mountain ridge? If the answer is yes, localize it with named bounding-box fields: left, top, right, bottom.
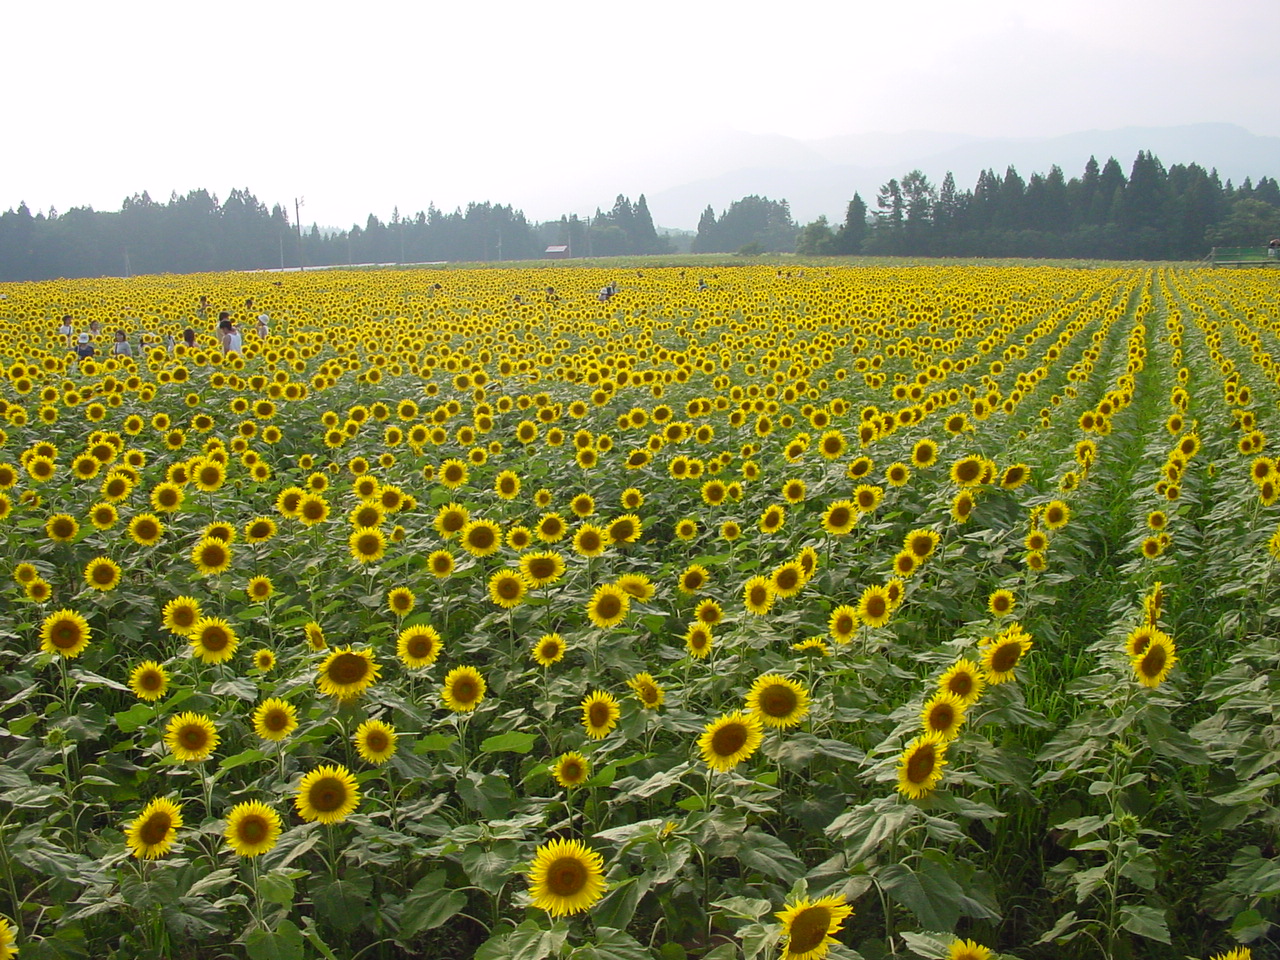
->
left=646, top=123, right=1280, bottom=229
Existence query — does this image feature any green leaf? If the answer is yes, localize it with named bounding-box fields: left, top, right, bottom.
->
left=415, top=733, right=458, bottom=753
left=1118, top=904, right=1170, bottom=944
left=480, top=730, right=539, bottom=754
left=899, top=930, right=960, bottom=958
left=256, top=869, right=295, bottom=906
left=475, top=919, right=568, bottom=960
left=593, top=876, right=647, bottom=930
left=736, top=831, right=805, bottom=882
left=246, top=918, right=305, bottom=960
left=568, top=927, right=650, bottom=960
left=311, top=874, right=373, bottom=933
left=712, top=896, right=773, bottom=921
left=399, top=888, right=466, bottom=937
left=220, top=748, right=268, bottom=771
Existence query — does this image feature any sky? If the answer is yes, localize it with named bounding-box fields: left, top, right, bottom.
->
left=5, top=0, right=1279, bottom=230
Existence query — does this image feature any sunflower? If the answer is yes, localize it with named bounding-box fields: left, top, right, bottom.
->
left=822, top=500, right=857, bottom=536
left=678, top=564, right=709, bottom=594
left=573, top=523, right=608, bottom=557
left=191, top=537, right=232, bottom=576
left=581, top=690, right=621, bottom=739
left=526, top=838, right=607, bottom=918
left=988, top=589, right=1015, bottom=618
left=981, top=624, right=1033, bottom=684
left=743, top=576, right=774, bottom=615
left=295, top=764, right=360, bottom=824
left=1132, top=633, right=1177, bottom=689
left=348, top=526, right=387, bottom=565
left=128, top=513, right=165, bottom=545
left=552, top=751, right=590, bottom=789
left=219, top=800, right=283, bottom=859
left=39, top=609, right=91, bottom=658
left=460, top=519, right=502, bottom=557
left=949, top=456, right=985, bottom=487
left=354, top=718, right=398, bottom=765
left=438, top=458, right=469, bottom=489
left=296, top=493, right=331, bottom=526
left=857, top=584, right=892, bottom=628
left=83, top=556, right=122, bottom=592
left=947, top=939, right=993, bottom=960
left=488, top=568, right=527, bottom=608
left=776, top=893, right=853, bottom=960
left=606, top=513, right=642, bottom=545
left=126, top=797, right=183, bottom=860
left=253, top=698, right=298, bottom=741
left=129, top=660, right=169, bottom=701
left=520, top=551, right=565, bottom=588
left=699, top=710, right=764, bottom=773
left=938, top=659, right=985, bottom=706
left=1208, top=948, right=1252, bottom=960
left=686, top=623, right=714, bottom=659
left=627, top=672, right=665, bottom=710
left=904, top=528, right=941, bottom=561
left=532, top=632, right=567, bottom=667
left=46, top=513, right=79, bottom=543
left=771, top=561, right=805, bottom=599
left=894, top=545, right=928, bottom=578
left=440, top=665, right=486, bottom=712
left=852, top=485, right=883, bottom=513
left=746, top=674, right=809, bottom=729
left=885, top=461, right=911, bottom=487
left=828, top=605, right=858, bottom=644
left=89, top=501, right=119, bottom=530
left=694, top=598, right=723, bottom=626
left=395, top=623, right=442, bottom=669
left=243, top=516, right=277, bottom=543
left=427, top=549, right=456, bottom=579
left=586, top=583, right=630, bottom=629
left=299, top=620, right=326, bottom=652
left=920, top=692, right=967, bottom=740
left=317, top=647, right=380, bottom=699
left=164, top=712, right=219, bottom=762
left=896, top=732, right=948, bottom=799
left=25, top=578, right=51, bottom=602
left=951, top=491, right=976, bottom=524
left=189, top=616, right=239, bottom=665
left=1042, top=499, right=1070, bottom=530
left=0, top=916, right=15, bottom=960
left=605, top=576, right=649, bottom=606
left=150, top=482, right=185, bottom=513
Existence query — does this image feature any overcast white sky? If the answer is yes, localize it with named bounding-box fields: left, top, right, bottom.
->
left=5, top=0, right=1278, bottom=229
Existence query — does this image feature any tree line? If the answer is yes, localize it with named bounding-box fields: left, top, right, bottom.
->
left=0, top=191, right=671, bottom=282
left=798, top=152, right=1280, bottom=260
left=3, top=150, right=1280, bottom=280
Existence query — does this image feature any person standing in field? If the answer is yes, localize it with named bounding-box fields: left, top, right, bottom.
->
left=112, top=329, right=133, bottom=357
left=57, top=315, right=73, bottom=347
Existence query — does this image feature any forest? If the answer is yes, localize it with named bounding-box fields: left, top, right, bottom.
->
left=2, top=150, right=1279, bottom=280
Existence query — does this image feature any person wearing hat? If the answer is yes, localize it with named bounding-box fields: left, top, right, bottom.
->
left=75, top=333, right=95, bottom=360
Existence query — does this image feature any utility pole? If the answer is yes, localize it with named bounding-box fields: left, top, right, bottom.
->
left=294, top=197, right=305, bottom=271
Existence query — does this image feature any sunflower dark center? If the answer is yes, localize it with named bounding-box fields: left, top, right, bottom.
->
left=202, top=628, right=229, bottom=651
left=365, top=731, right=389, bottom=752
left=328, top=654, right=369, bottom=685
left=928, top=704, right=955, bottom=731
left=906, top=744, right=937, bottom=783
left=309, top=778, right=347, bottom=812
left=990, top=642, right=1021, bottom=674
left=179, top=726, right=208, bottom=749
left=595, top=595, right=622, bottom=620
left=51, top=622, right=82, bottom=648
left=451, top=678, right=478, bottom=703
left=588, top=702, right=612, bottom=727
left=1142, top=646, right=1167, bottom=676
left=264, top=710, right=289, bottom=731
left=238, top=816, right=268, bottom=843
left=711, top=722, right=748, bottom=756
left=547, top=857, right=587, bottom=896
left=139, top=813, right=172, bottom=845
left=760, top=685, right=797, bottom=717
left=497, top=578, right=521, bottom=599
left=788, top=905, right=832, bottom=953
left=866, top=596, right=887, bottom=620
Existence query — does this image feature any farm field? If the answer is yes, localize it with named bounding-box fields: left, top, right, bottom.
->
left=1, top=263, right=1278, bottom=960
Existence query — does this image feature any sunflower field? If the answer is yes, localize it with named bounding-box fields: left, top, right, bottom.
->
left=0, top=264, right=1278, bottom=960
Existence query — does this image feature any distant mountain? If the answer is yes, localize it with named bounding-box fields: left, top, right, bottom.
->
left=645, top=123, right=1280, bottom=230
